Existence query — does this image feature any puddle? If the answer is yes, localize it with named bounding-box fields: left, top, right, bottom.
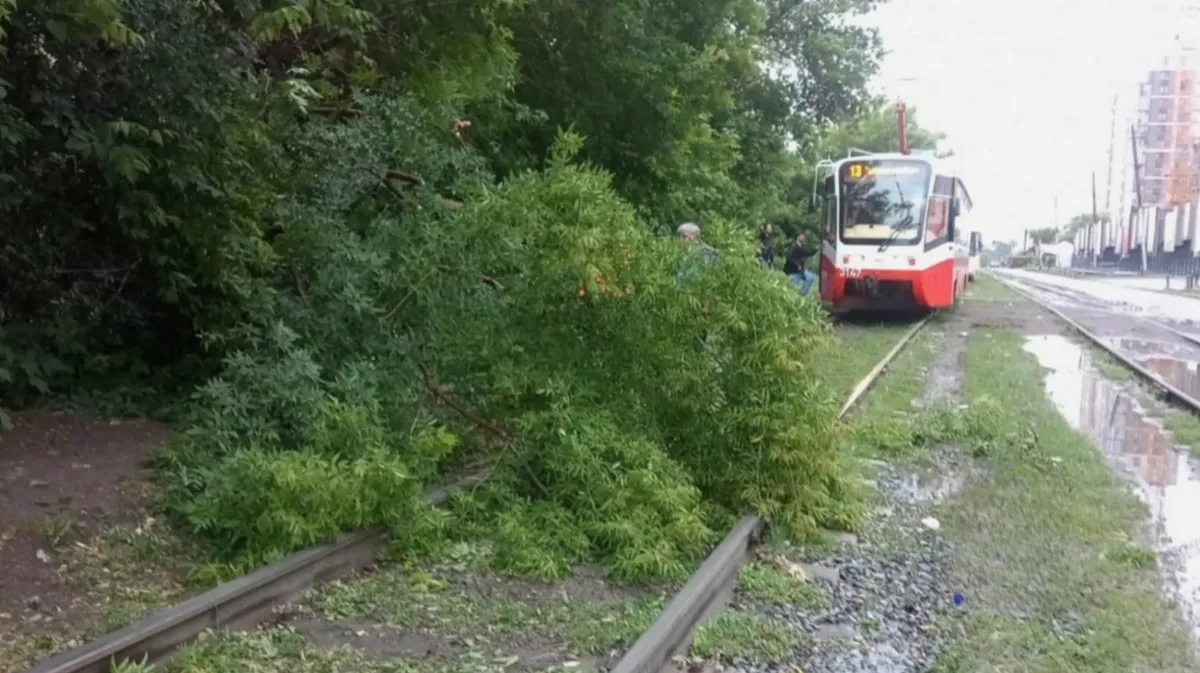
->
left=1104, top=337, right=1200, bottom=399
left=1024, top=334, right=1200, bottom=635
left=1004, top=269, right=1200, bottom=323
left=895, top=470, right=969, bottom=503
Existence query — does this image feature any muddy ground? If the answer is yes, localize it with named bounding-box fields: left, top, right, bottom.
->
left=737, top=290, right=1065, bottom=673
left=0, top=409, right=173, bottom=667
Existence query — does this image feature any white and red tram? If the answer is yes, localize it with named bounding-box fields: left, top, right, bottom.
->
left=812, top=151, right=975, bottom=314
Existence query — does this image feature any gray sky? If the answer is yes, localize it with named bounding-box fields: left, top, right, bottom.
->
left=862, top=0, right=1199, bottom=244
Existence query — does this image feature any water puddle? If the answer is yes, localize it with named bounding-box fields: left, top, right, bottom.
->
left=894, top=470, right=969, bottom=503
left=1103, top=337, right=1200, bottom=398
left=1024, top=334, right=1200, bottom=634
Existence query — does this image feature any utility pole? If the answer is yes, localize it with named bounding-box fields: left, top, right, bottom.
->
left=1131, top=124, right=1147, bottom=272
left=1092, top=172, right=1100, bottom=266
left=1103, top=93, right=1118, bottom=254
left=1117, top=112, right=1129, bottom=256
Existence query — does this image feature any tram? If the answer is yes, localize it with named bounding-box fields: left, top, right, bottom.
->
left=810, top=135, right=975, bottom=314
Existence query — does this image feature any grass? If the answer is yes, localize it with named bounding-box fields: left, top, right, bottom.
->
left=303, top=565, right=800, bottom=663
left=815, top=321, right=918, bottom=400
left=929, top=328, right=1198, bottom=673
left=1164, top=409, right=1200, bottom=453
left=964, top=274, right=1022, bottom=302
left=738, top=562, right=826, bottom=609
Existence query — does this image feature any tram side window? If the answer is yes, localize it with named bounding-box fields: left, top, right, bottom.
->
left=924, top=176, right=954, bottom=251
left=823, top=175, right=836, bottom=236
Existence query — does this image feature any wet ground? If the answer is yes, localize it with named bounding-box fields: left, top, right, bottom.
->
left=735, top=312, right=976, bottom=673
left=997, top=270, right=1200, bottom=400
left=1002, top=269, right=1200, bottom=325
left=1023, top=333, right=1200, bottom=636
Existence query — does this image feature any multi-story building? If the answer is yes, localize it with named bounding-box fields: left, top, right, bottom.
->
left=1129, top=44, right=1200, bottom=259
left=1135, top=57, right=1197, bottom=208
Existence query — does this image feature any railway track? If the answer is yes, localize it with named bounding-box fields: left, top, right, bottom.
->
left=23, top=316, right=934, bottom=673
left=992, top=272, right=1200, bottom=414
left=1006, top=272, right=1200, bottom=348
left=613, top=313, right=931, bottom=673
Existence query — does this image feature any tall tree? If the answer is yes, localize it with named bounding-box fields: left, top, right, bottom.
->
left=814, top=103, right=947, bottom=158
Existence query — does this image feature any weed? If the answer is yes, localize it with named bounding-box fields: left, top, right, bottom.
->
left=965, top=276, right=1022, bottom=302
left=815, top=323, right=915, bottom=401
left=1163, top=409, right=1200, bottom=455
left=309, top=565, right=661, bottom=651
left=1107, top=542, right=1157, bottom=569
left=692, top=612, right=800, bottom=661
left=39, top=516, right=74, bottom=549
left=1093, top=352, right=1135, bottom=382
left=739, top=562, right=825, bottom=609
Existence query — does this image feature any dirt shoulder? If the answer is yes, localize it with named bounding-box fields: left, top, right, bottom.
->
left=0, top=409, right=191, bottom=670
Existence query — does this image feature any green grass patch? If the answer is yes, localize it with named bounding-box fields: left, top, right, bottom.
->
left=931, top=329, right=1197, bottom=673
left=1164, top=409, right=1200, bottom=455
left=965, top=275, right=1022, bottom=302
left=738, top=562, right=826, bottom=609
left=304, top=566, right=799, bottom=662
left=1092, top=351, right=1136, bottom=382
left=815, top=322, right=917, bottom=401
left=691, top=611, right=798, bottom=660
left=838, top=316, right=962, bottom=463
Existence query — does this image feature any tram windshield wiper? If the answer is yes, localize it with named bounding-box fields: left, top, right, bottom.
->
left=876, top=217, right=914, bottom=253
left=877, top=178, right=915, bottom=253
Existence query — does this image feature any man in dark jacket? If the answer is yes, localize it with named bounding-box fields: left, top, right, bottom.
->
left=783, top=231, right=817, bottom=295
left=759, top=222, right=774, bottom=267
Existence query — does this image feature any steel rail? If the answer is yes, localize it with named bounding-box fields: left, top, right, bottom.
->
left=22, top=475, right=484, bottom=673
left=610, top=313, right=933, bottom=673
left=1008, top=271, right=1200, bottom=350
left=27, top=315, right=934, bottom=673
left=992, top=272, right=1200, bottom=413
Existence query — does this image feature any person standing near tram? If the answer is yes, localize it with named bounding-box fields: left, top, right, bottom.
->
left=759, top=222, right=775, bottom=268
left=783, top=231, right=817, bottom=296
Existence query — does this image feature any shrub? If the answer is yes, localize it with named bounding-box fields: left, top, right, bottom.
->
left=163, top=119, right=852, bottom=580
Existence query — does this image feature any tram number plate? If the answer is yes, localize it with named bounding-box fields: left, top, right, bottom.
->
left=843, top=267, right=862, bottom=278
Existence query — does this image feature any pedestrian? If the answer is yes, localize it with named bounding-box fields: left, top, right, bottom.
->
left=676, top=222, right=717, bottom=265
left=759, top=222, right=775, bottom=268
left=783, top=231, right=817, bottom=296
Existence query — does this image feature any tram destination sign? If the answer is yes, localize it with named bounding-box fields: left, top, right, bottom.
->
left=841, top=161, right=924, bottom=182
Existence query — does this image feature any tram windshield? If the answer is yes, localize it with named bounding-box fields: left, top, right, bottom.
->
left=839, top=159, right=931, bottom=246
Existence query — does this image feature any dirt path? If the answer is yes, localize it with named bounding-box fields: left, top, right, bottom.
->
left=0, top=409, right=172, bottom=668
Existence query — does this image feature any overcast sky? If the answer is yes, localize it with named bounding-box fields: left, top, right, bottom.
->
left=861, top=0, right=1200, bottom=245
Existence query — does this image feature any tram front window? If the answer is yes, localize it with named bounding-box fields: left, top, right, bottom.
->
left=839, top=159, right=931, bottom=246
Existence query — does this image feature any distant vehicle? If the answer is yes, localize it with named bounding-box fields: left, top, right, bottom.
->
left=810, top=150, right=975, bottom=314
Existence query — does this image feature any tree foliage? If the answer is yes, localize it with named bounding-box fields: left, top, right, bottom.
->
left=1028, top=228, right=1061, bottom=245
left=1060, top=213, right=1110, bottom=242
left=2, top=0, right=912, bottom=578
left=814, top=103, right=947, bottom=158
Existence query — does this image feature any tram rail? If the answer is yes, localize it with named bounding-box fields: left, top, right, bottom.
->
left=23, top=316, right=934, bottom=673
left=992, top=272, right=1200, bottom=415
